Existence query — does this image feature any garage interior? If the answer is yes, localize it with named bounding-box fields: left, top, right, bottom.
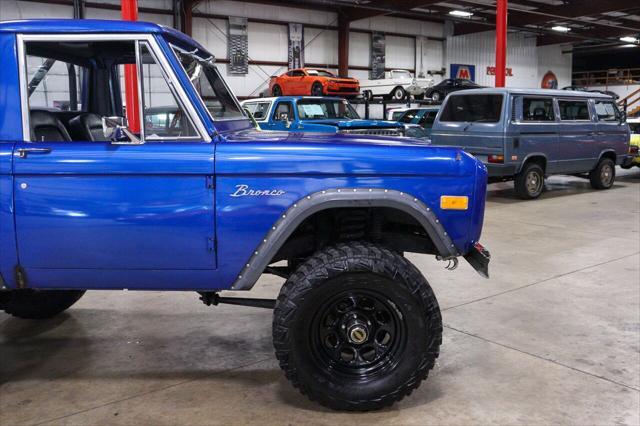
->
left=1, top=0, right=639, bottom=425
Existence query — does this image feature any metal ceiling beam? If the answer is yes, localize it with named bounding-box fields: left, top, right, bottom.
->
left=342, top=0, right=443, bottom=22
left=508, top=0, right=639, bottom=27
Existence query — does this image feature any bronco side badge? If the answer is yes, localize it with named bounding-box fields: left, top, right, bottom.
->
left=231, top=184, right=286, bottom=197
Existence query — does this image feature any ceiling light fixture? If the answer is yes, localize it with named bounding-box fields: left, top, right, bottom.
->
left=449, top=10, right=473, bottom=18
left=619, top=36, right=638, bottom=43
left=551, top=26, right=571, bottom=33
left=621, top=44, right=638, bottom=48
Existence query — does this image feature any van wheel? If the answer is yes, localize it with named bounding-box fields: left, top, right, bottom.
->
left=589, top=158, right=615, bottom=189
left=273, top=242, right=442, bottom=411
left=514, top=163, right=544, bottom=199
left=0, top=289, right=85, bottom=319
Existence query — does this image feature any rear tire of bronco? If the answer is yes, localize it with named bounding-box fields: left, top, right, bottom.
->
left=589, top=158, right=615, bottom=189
left=514, top=162, right=545, bottom=199
left=0, top=289, right=85, bottom=319
left=272, top=241, right=442, bottom=411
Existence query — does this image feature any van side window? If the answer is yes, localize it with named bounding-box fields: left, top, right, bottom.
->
left=440, top=94, right=503, bottom=123
left=558, top=100, right=590, bottom=121
left=594, top=100, right=620, bottom=122
left=522, top=98, right=554, bottom=121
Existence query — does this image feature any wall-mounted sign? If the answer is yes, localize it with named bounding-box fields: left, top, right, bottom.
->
left=370, top=32, right=386, bottom=79
left=486, top=66, right=513, bottom=76
left=450, top=64, right=475, bottom=81
left=228, top=17, right=248, bottom=74
left=288, top=23, right=304, bottom=69
left=541, top=70, right=558, bottom=89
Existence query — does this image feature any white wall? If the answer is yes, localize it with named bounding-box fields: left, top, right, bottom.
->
left=537, top=44, right=573, bottom=89
left=446, top=31, right=572, bottom=89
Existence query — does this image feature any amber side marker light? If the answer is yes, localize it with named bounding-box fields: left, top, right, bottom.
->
left=440, top=195, right=469, bottom=210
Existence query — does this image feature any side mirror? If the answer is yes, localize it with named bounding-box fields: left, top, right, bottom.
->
left=103, top=116, right=143, bottom=145
left=619, top=111, right=627, bottom=125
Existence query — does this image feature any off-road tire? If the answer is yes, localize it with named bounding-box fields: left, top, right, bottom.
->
left=589, top=157, right=616, bottom=189
left=271, top=85, right=282, bottom=96
left=0, top=289, right=85, bottom=319
left=514, top=162, right=545, bottom=199
left=273, top=241, right=442, bottom=411
left=311, top=82, right=324, bottom=96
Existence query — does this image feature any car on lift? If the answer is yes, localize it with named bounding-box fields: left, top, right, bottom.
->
left=424, top=78, right=483, bottom=103
left=269, top=68, right=360, bottom=97
left=241, top=96, right=428, bottom=138
left=0, top=19, right=490, bottom=411
left=430, top=88, right=631, bottom=199
left=360, top=69, right=434, bottom=101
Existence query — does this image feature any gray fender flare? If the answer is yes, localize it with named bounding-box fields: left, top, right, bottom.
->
left=231, top=188, right=459, bottom=290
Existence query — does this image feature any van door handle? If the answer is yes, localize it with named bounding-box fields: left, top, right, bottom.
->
left=17, top=147, right=52, bottom=158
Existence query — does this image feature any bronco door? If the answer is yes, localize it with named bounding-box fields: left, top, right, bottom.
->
left=12, top=35, right=216, bottom=290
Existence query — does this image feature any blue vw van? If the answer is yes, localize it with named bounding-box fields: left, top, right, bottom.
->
left=430, top=88, right=631, bottom=199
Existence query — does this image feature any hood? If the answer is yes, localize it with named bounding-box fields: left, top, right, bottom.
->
left=299, top=119, right=403, bottom=129
left=216, top=128, right=480, bottom=178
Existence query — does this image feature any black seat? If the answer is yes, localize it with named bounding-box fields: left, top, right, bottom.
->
left=69, top=113, right=107, bottom=141
left=533, top=107, right=547, bottom=121
left=30, top=110, right=72, bottom=142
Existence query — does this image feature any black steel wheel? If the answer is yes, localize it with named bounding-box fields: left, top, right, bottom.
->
left=310, top=284, right=407, bottom=377
left=273, top=242, right=442, bottom=411
left=311, top=82, right=324, bottom=96
left=589, top=157, right=616, bottom=189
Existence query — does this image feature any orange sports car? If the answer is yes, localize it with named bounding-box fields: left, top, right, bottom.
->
left=269, top=68, right=360, bottom=97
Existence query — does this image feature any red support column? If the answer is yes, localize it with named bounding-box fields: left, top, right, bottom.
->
left=121, top=0, right=140, bottom=132
left=495, top=0, right=507, bottom=87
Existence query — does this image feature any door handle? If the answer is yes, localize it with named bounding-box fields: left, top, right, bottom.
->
left=17, top=148, right=52, bottom=158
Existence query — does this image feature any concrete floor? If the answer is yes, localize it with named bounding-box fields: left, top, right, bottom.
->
left=1, top=169, right=639, bottom=425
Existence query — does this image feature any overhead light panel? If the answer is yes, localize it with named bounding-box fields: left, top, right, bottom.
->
left=621, top=44, right=638, bottom=48
left=620, top=36, right=638, bottom=43
left=551, top=26, right=571, bottom=33
left=449, top=10, right=473, bottom=17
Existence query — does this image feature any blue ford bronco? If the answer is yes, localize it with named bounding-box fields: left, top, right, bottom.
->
left=0, top=19, right=490, bottom=411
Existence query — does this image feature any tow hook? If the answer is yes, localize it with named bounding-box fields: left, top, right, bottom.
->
left=436, top=256, right=459, bottom=271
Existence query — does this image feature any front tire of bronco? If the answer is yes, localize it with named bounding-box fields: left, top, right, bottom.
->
left=514, top=162, right=545, bottom=199
left=0, top=289, right=85, bottom=319
left=272, top=242, right=442, bottom=411
left=589, top=157, right=615, bottom=189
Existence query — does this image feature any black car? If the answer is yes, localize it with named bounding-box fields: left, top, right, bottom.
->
left=424, top=78, right=483, bottom=103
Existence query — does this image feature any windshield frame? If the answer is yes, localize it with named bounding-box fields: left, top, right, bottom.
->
left=169, top=43, right=247, bottom=122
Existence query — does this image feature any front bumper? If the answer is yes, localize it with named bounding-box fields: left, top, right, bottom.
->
left=464, top=242, right=491, bottom=278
